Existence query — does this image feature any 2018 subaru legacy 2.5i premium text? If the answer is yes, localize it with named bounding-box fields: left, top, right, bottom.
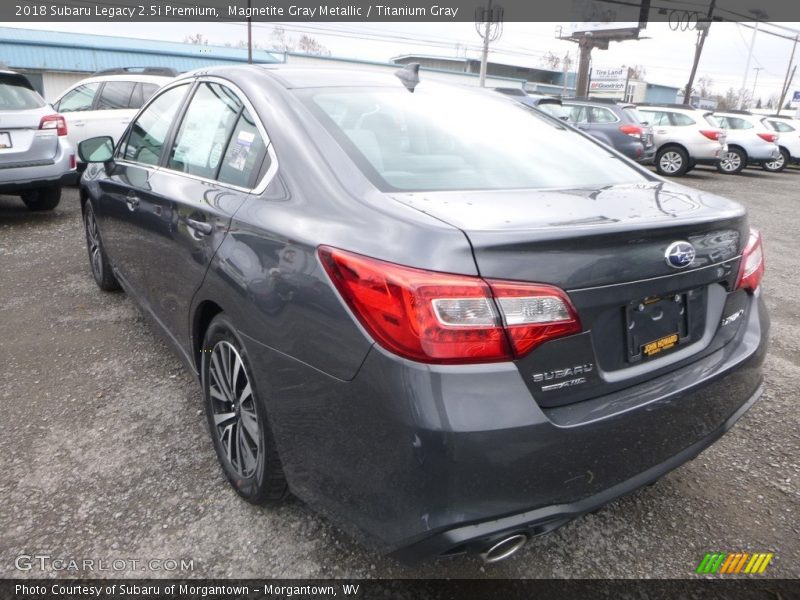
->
left=77, top=65, right=768, bottom=563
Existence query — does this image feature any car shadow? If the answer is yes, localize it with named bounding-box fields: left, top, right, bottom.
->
left=0, top=194, right=71, bottom=225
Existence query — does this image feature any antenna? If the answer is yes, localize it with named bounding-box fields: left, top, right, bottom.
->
left=395, top=63, right=421, bottom=93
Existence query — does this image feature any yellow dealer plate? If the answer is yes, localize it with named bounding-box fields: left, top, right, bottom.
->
left=642, top=333, right=679, bottom=358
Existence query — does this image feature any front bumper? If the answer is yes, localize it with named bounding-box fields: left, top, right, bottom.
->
left=244, top=291, right=768, bottom=561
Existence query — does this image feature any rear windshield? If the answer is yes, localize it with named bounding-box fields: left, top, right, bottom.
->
left=623, top=107, right=645, bottom=124
left=703, top=113, right=720, bottom=127
left=300, top=86, right=647, bottom=192
left=0, top=78, right=45, bottom=110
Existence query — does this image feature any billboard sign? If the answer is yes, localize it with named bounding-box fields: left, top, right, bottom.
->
left=592, top=67, right=626, bottom=81
left=791, top=90, right=800, bottom=108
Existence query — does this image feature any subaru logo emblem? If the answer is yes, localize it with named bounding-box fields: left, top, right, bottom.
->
left=665, top=241, right=695, bottom=269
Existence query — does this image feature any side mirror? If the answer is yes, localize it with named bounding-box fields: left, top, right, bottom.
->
left=78, top=136, right=114, bottom=163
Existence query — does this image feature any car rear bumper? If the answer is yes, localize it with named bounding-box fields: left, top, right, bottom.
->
left=746, top=145, right=780, bottom=162
left=0, top=138, right=75, bottom=192
left=243, top=290, right=768, bottom=560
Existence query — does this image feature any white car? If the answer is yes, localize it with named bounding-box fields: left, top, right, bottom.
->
left=714, top=111, right=780, bottom=174
left=761, top=116, right=800, bottom=171
left=637, top=103, right=725, bottom=176
left=51, top=68, right=175, bottom=167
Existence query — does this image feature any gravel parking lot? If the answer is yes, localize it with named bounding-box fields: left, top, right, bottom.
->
left=1, top=165, right=798, bottom=579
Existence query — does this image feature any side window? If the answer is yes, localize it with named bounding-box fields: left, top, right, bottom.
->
left=716, top=117, right=729, bottom=129
left=727, top=117, right=753, bottom=130
left=96, top=81, right=136, bottom=110
left=141, top=83, right=159, bottom=102
left=670, top=112, right=696, bottom=126
left=772, top=121, right=794, bottom=132
left=123, top=83, right=190, bottom=166
left=588, top=106, right=617, bottom=123
left=218, top=108, right=269, bottom=188
left=55, top=83, right=100, bottom=112
left=566, top=105, right=586, bottom=123
left=643, top=111, right=669, bottom=126
left=128, top=84, right=159, bottom=109
left=168, top=82, right=242, bottom=179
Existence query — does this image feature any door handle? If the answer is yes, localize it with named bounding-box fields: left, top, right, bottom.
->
left=186, top=218, right=213, bottom=235
left=126, top=192, right=140, bottom=211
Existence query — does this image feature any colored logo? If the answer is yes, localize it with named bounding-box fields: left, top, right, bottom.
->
left=665, top=241, right=696, bottom=269
left=696, top=552, right=774, bottom=574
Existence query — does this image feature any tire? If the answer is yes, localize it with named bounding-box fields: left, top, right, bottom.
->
left=762, top=148, right=788, bottom=173
left=83, top=202, right=120, bottom=291
left=21, top=186, right=61, bottom=211
left=202, top=314, right=288, bottom=504
left=655, top=146, right=689, bottom=176
left=717, top=147, right=746, bottom=174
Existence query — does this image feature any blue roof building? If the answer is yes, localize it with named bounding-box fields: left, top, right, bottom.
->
left=0, top=26, right=280, bottom=100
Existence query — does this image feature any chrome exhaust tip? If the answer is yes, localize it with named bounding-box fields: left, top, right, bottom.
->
left=479, top=533, right=528, bottom=564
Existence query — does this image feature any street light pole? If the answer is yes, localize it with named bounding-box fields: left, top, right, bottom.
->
left=737, top=22, right=759, bottom=110
left=247, top=0, right=252, bottom=64
left=751, top=67, right=763, bottom=107
left=475, top=0, right=503, bottom=88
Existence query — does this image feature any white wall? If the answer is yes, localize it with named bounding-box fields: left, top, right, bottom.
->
left=42, top=72, right=87, bottom=103
left=283, top=54, right=525, bottom=90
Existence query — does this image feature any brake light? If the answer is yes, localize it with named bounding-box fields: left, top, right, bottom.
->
left=757, top=132, right=778, bottom=143
left=319, top=246, right=581, bottom=364
left=619, top=124, right=643, bottom=138
left=735, top=229, right=764, bottom=293
left=700, top=129, right=722, bottom=141
left=39, top=114, right=68, bottom=136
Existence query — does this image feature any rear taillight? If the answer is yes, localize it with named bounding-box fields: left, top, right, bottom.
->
left=619, top=124, right=643, bottom=138
left=39, top=114, right=67, bottom=136
left=757, top=132, right=778, bottom=143
left=319, top=247, right=581, bottom=364
left=735, top=229, right=764, bottom=293
left=69, top=154, right=76, bottom=170
left=700, top=129, right=722, bottom=141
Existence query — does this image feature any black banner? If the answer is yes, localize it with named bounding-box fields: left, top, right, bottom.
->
left=3, top=579, right=800, bottom=600
left=6, top=0, right=800, bottom=23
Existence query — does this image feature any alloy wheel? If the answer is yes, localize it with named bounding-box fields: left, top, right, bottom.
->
left=84, top=206, right=103, bottom=281
left=720, top=151, right=742, bottom=172
left=208, top=341, right=261, bottom=478
left=659, top=151, right=683, bottom=174
left=765, top=152, right=785, bottom=171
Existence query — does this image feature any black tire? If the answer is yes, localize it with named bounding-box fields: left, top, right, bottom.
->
left=202, top=314, right=288, bottom=504
left=83, top=202, right=120, bottom=291
left=21, top=186, right=61, bottom=211
left=716, top=147, right=746, bottom=175
left=762, top=147, right=789, bottom=173
left=655, top=146, right=690, bottom=177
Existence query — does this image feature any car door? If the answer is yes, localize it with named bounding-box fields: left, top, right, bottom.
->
left=84, top=80, right=139, bottom=144
left=53, top=82, right=101, bottom=152
left=94, top=82, right=193, bottom=302
left=138, top=80, right=269, bottom=348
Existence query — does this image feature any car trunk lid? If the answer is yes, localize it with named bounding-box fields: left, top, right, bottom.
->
left=391, top=181, right=748, bottom=406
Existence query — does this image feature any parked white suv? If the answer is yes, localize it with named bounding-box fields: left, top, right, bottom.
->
left=714, top=111, right=780, bottom=174
left=761, top=115, right=800, bottom=172
left=637, top=103, right=725, bottom=176
left=51, top=68, right=175, bottom=167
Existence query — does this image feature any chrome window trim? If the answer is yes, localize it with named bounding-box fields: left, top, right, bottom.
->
left=116, top=75, right=278, bottom=195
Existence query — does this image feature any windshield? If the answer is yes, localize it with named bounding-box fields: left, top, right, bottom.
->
left=0, top=78, right=45, bottom=110
left=300, top=86, right=647, bottom=192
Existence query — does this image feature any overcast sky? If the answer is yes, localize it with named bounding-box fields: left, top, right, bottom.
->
left=4, top=21, right=800, bottom=101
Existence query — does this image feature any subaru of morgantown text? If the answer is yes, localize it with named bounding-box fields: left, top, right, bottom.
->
left=78, top=65, right=769, bottom=563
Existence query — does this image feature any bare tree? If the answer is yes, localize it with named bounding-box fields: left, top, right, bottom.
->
left=539, top=51, right=561, bottom=71
left=696, top=75, right=713, bottom=98
left=562, top=52, right=573, bottom=73
left=184, top=33, right=208, bottom=45
left=625, top=64, right=646, bottom=80
left=298, top=34, right=330, bottom=56
left=270, top=25, right=295, bottom=52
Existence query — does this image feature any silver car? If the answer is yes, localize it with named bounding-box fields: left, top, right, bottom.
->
left=637, top=104, right=725, bottom=176
left=714, top=111, right=780, bottom=175
left=761, top=115, right=800, bottom=172
left=0, top=70, right=76, bottom=210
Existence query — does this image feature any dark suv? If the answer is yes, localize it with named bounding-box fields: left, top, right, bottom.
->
left=78, top=66, right=767, bottom=564
left=562, top=97, right=655, bottom=164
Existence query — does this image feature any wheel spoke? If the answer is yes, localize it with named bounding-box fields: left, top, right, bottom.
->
left=240, top=406, right=259, bottom=443
left=238, top=425, right=257, bottom=473
left=211, top=352, right=233, bottom=401
left=214, top=411, right=236, bottom=427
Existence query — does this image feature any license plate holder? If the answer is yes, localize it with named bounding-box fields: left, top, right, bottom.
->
left=626, top=293, right=690, bottom=362
left=0, top=132, right=11, bottom=149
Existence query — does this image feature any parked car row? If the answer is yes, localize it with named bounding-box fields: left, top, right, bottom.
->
left=499, top=90, right=799, bottom=179
left=0, top=67, right=176, bottom=211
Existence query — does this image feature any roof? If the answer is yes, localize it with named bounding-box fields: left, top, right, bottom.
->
left=256, top=65, right=426, bottom=89
left=0, top=27, right=281, bottom=74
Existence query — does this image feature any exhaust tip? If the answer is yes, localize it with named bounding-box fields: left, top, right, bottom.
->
left=479, top=533, right=528, bottom=564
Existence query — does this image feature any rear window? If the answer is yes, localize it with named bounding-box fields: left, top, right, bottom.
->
left=622, top=107, right=645, bottom=124
left=96, top=81, right=136, bottom=110
left=703, top=113, right=720, bottom=127
left=301, top=86, right=647, bottom=192
left=0, top=78, right=45, bottom=110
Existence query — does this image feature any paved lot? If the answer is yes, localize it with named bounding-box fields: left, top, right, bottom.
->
left=1, top=166, right=798, bottom=579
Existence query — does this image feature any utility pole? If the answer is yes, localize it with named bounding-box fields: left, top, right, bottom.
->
left=683, top=0, right=716, bottom=105
left=246, top=0, right=252, bottom=63
left=751, top=67, right=763, bottom=107
left=475, top=0, right=503, bottom=87
left=737, top=22, right=759, bottom=109
left=575, top=33, right=594, bottom=96
left=778, top=35, right=798, bottom=111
